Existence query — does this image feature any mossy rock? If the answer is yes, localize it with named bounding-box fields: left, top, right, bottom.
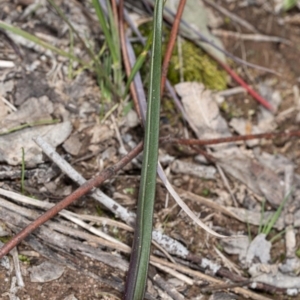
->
left=134, top=22, right=227, bottom=91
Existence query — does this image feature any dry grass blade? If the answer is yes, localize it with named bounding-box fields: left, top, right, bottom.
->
left=161, top=173, right=226, bottom=238
left=0, top=140, right=144, bottom=258
left=150, top=256, right=273, bottom=300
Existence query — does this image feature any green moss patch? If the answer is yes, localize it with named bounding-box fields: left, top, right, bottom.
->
left=134, top=22, right=227, bottom=91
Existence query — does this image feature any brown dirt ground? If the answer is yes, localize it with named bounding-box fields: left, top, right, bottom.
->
left=1, top=1, right=300, bottom=299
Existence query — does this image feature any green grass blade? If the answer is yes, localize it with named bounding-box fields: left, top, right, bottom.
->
left=263, top=189, right=293, bottom=236
left=47, top=0, right=97, bottom=60
left=262, top=213, right=274, bottom=234
left=258, top=199, right=266, bottom=234
left=0, top=21, right=82, bottom=63
left=0, top=11, right=120, bottom=98
left=67, top=29, right=74, bottom=80
left=92, top=0, right=118, bottom=63
left=283, top=0, right=298, bottom=11
left=0, top=119, right=60, bottom=136
left=269, top=229, right=286, bottom=243
left=104, top=0, right=122, bottom=90
left=123, top=32, right=153, bottom=97
left=124, top=0, right=163, bottom=299
left=46, top=0, right=121, bottom=97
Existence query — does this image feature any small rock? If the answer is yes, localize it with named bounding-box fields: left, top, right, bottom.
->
left=63, top=134, right=82, bottom=156
left=0, top=121, right=72, bottom=167
left=171, top=160, right=216, bottom=179
left=90, top=124, right=114, bottom=144
left=29, top=261, right=65, bottom=283
left=124, top=109, right=139, bottom=128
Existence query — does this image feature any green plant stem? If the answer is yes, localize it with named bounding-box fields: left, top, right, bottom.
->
left=0, top=21, right=81, bottom=62
left=0, top=20, right=115, bottom=92
left=258, top=199, right=265, bottom=234
left=47, top=0, right=121, bottom=97
left=123, top=32, right=153, bottom=97
left=92, top=0, right=122, bottom=93
left=269, top=229, right=286, bottom=244
left=263, top=190, right=292, bottom=236
left=0, top=119, right=60, bottom=136
left=68, top=29, right=74, bottom=79
left=124, top=0, right=163, bottom=299
left=92, top=0, right=119, bottom=63
left=105, top=0, right=122, bottom=91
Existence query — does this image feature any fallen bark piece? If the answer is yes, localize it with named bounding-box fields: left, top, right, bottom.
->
left=0, top=121, right=72, bottom=167
left=215, top=148, right=284, bottom=207
left=29, top=261, right=65, bottom=283
left=249, top=263, right=300, bottom=290
left=171, top=160, right=216, bottom=179
left=246, top=233, right=271, bottom=266
left=0, top=96, right=54, bottom=135
left=175, top=82, right=231, bottom=146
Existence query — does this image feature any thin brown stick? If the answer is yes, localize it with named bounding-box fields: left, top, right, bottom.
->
left=168, top=130, right=300, bottom=146
left=119, top=0, right=142, bottom=121
left=111, top=0, right=119, bottom=31
left=0, top=142, right=144, bottom=259
left=161, top=0, right=187, bottom=94
left=1, top=129, right=298, bottom=258
left=202, top=0, right=259, bottom=33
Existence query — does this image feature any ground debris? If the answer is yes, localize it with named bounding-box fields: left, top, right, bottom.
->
left=29, top=261, right=65, bottom=283
left=0, top=121, right=72, bottom=167
left=1, top=0, right=300, bottom=299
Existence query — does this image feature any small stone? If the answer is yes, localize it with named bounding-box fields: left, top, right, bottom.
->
left=29, top=261, right=65, bottom=283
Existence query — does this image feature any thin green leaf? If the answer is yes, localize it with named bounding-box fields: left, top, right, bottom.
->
left=0, top=119, right=60, bottom=136
left=258, top=199, right=266, bottom=234
left=263, top=189, right=293, bottom=236
left=104, top=0, right=122, bottom=90
left=269, top=229, right=286, bottom=244
left=262, top=213, right=274, bottom=234
left=92, top=0, right=118, bottom=63
left=124, top=1, right=163, bottom=299
left=47, top=0, right=121, bottom=97
left=0, top=21, right=82, bottom=63
left=283, top=0, right=298, bottom=11
left=67, top=29, right=74, bottom=80
left=123, top=32, right=153, bottom=97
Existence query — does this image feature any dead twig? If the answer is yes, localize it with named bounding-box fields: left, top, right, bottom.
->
left=168, top=130, right=300, bottom=146
left=212, top=29, right=291, bottom=45
left=216, top=57, right=275, bottom=112
left=150, top=256, right=273, bottom=300
left=202, top=0, right=259, bottom=33
left=0, top=140, right=144, bottom=258
left=119, top=0, right=142, bottom=121
left=145, top=0, right=280, bottom=76
left=161, top=0, right=187, bottom=94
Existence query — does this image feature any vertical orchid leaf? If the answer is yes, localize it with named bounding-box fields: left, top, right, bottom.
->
left=124, top=0, right=163, bottom=299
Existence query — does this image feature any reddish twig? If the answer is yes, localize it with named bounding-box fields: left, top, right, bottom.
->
left=0, top=142, right=144, bottom=259
left=168, top=130, right=300, bottom=146
left=151, top=0, right=275, bottom=112
left=217, top=58, right=275, bottom=112
left=1, top=128, right=298, bottom=258
left=161, top=0, right=187, bottom=94
left=119, top=0, right=142, bottom=121
left=111, top=0, right=119, bottom=31
left=168, top=129, right=300, bottom=164
left=191, top=145, right=216, bottom=163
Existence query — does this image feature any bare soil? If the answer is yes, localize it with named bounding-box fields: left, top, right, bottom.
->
left=1, top=1, right=300, bottom=299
